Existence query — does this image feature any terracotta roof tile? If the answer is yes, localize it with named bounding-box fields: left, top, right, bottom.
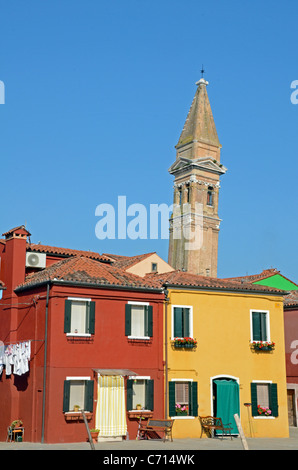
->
left=103, top=252, right=156, bottom=269
left=27, top=243, right=112, bottom=263
left=145, top=270, right=286, bottom=294
left=222, top=268, right=281, bottom=283
left=284, top=290, right=298, bottom=308
left=16, top=255, right=162, bottom=291
left=0, top=238, right=112, bottom=263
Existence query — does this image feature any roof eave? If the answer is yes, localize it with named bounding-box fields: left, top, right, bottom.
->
left=162, top=282, right=288, bottom=296
left=15, top=279, right=163, bottom=294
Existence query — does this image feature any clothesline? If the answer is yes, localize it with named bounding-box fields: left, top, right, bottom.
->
left=2, top=339, right=44, bottom=345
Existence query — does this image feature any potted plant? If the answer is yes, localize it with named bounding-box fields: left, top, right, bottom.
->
left=73, top=405, right=80, bottom=412
left=175, top=404, right=188, bottom=416
left=173, top=337, right=197, bottom=348
left=257, top=405, right=272, bottom=416
left=11, top=420, right=23, bottom=429
left=90, top=428, right=100, bottom=443
left=252, top=341, right=275, bottom=351
left=136, top=404, right=142, bottom=410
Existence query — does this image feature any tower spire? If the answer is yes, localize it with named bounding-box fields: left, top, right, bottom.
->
left=168, top=78, right=227, bottom=278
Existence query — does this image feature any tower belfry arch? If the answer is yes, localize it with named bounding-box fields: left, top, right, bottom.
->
left=168, top=78, right=227, bottom=277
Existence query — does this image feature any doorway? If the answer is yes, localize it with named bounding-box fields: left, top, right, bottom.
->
left=287, top=390, right=295, bottom=427
left=212, top=377, right=240, bottom=435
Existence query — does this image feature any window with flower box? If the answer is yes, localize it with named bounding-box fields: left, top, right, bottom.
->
left=63, top=377, right=94, bottom=413
left=169, top=380, right=198, bottom=418
left=250, top=381, right=278, bottom=417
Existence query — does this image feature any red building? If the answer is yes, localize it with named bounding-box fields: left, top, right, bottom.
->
left=0, top=226, right=165, bottom=443
left=284, top=291, right=298, bottom=426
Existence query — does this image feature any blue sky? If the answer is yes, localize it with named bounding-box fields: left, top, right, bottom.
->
left=0, top=0, right=297, bottom=282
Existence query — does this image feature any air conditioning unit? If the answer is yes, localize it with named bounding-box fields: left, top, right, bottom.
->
left=26, top=252, right=46, bottom=269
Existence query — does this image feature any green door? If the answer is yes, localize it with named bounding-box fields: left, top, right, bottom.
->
left=213, top=379, right=240, bottom=435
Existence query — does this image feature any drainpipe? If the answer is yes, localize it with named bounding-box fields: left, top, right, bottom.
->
left=164, top=287, right=169, bottom=419
left=41, top=282, right=50, bottom=443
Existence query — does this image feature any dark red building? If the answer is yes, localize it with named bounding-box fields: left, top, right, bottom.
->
left=284, top=291, right=298, bottom=427
left=0, top=226, right=165, bottom=443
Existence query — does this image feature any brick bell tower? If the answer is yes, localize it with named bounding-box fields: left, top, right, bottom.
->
left=168, top=78, right=227, bottom=277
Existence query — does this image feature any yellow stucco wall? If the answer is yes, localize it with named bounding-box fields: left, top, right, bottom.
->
left=164, top=288, right=289, bottom=439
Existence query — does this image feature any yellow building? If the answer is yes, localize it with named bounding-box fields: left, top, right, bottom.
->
left=159, top=271, right=289, bottom=439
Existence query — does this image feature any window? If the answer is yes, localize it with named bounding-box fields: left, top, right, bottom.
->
left=251, top=382, right=278, bottom=417
left=127, top=378, right=154, bottom=411
left=64, top=298, right=95, bottom=335
left=251, top=310, right=270, bottom=342
left=169, top=380, right=198, bottom=417
left=172, top=306, right=193, bottom=338
left=207, top=187, right=213, bottom=206
left=125, top=302, right=153, bottom=339
left=151, top=262, right=158, bottom=273
left=186, top=184, right=191, bottom=203
left=63, top=378, right=94, bottom=413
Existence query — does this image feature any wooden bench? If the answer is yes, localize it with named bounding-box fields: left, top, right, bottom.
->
left=139, top=419, right=174, bottom=442
left=199, top=416, right=232, bottom=440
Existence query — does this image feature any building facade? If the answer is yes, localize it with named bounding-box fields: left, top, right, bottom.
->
left=224, top=268, right=298, bottom=427
left=150, top=270, right=290, bottom=439
left=0, top=226, right=165, bottom=443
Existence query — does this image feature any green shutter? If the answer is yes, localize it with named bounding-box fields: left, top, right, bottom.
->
left=63, top=380, right=71, bottom=412
left=252, top=312, right=261, bottom=341
left=250, top=383, right=258, bottom=416
left=88, top=301, right=96, bottom=335
left=269, top=383, right=279, bottom=417
left=173, top=307, right=183, bottom=337
left=189, top=381, right=198, bottom=417
left=145, top=379, right=154, bottom=410
left=125, top=304, right=131, bottom=336
left=145, top=305, right=153, bottom=337
left=183, top=308, right=190, bottom=337
left=168, top=382, right=176, bottom=416
left=64, top=300, right=72, bottom=333
left=126, top=379, right=133, bottom=410
left=260, top=313, right=267, bottom=341
left=84, top=380, right=94, bottom=412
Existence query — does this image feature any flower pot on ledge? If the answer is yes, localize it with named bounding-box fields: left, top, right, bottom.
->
left=90, top=429, right=99, bottom=443
left=252, top=341, right=275, bottom=351
left=173, top=338, right=197, bottom=349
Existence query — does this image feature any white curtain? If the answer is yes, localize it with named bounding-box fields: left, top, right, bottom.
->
left=96, top=375, right=127, bottom=437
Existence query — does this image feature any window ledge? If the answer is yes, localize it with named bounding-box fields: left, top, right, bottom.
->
left=64, top=412, right=92, bottom=421
left=66, top=333, right=91, bottom=337
left=127, top=336, right=152, bottom=344
left=127, top=410, right=153, bottom=419
left=253, top=416, right=275, bottom=419
left=128, top=336, right=151, bottom=340
left=170, top=416, right=195, bottom=420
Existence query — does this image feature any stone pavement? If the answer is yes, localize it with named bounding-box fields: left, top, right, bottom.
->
left=0, top=427, right=297, bottom=451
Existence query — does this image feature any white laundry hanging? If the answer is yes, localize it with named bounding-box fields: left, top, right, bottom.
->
left=0, top=341, right=31, bottom=376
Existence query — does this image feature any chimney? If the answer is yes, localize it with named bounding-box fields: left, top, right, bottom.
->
left=2, top=225, right=31, bottom=295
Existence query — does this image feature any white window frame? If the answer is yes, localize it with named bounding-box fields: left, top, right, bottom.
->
left=171, top=305, right=193, bottom=340
left=170, top=378, right=195, bottom=420
left=128, top=375, right=152, bottom=411
left=127, top=301, right=150, bottom=340
left=250, top=309, right=270, bottom=343
left=66, top=297, right=92, bottom=337
left=65, top=376, right=92, bottom=414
